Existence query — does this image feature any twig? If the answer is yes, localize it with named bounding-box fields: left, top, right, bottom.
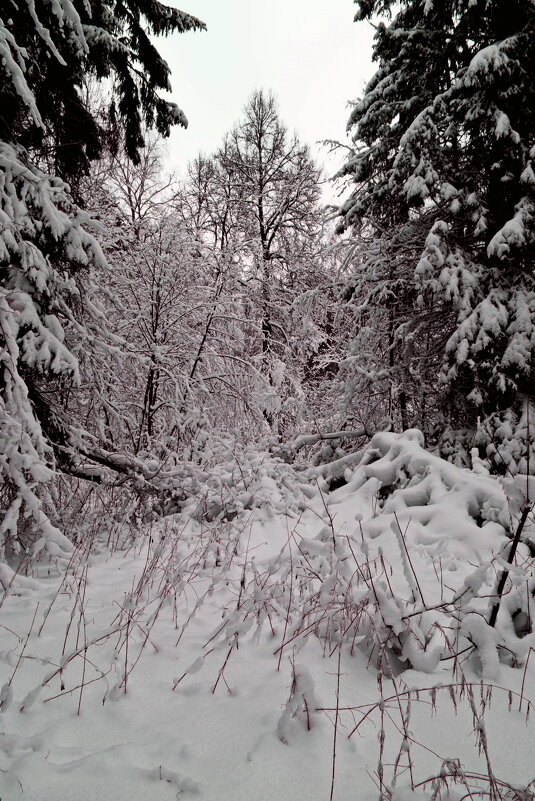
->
left=329, top=646, right=342, bottom=801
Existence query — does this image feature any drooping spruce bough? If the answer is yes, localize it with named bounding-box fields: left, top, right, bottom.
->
left=338, top=0, right=534, bottom=471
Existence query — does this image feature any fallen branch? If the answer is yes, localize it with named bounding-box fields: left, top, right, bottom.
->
left=290, top=427, right=368, bottom=452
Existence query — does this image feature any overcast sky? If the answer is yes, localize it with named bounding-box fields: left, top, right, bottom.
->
left=156, top=0, right=376, bottom=185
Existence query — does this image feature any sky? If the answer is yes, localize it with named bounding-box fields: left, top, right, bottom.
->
left=156, top=0, right=376, bottom=185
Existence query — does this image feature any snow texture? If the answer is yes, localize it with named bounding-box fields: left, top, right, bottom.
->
left=0, top=430, right=533, bottom=799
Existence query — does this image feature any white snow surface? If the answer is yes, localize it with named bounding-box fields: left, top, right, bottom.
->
left=0, top=430, right=534, bottom=800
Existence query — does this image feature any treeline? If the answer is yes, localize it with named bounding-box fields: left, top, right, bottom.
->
left=0, top=0, right=533, bottom=570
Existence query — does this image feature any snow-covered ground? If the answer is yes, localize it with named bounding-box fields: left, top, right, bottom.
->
left=1, top=431, right=534, bottom=800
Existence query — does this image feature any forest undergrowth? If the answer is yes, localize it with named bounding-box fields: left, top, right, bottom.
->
left=0, top=429, right=534, bottom=801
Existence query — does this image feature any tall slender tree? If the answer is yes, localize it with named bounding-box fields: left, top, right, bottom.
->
left=216, top=91, right=325, bottom=433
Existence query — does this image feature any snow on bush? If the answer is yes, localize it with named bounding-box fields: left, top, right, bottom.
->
left=0, top=428, right=533, bottom=800
left=152, top=428, right=534, bottom=678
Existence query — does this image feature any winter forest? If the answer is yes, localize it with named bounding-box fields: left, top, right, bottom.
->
left=0, top=0, right=534, bottom=799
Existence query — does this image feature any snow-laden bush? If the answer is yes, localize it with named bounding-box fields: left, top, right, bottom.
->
left=177, top=428, right=534, bottom=679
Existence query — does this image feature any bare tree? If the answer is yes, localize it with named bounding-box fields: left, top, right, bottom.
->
left=181, top=91, right=328, bottom=435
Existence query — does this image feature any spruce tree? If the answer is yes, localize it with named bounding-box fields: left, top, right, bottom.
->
left=0, top=2, right=204, bottom=566
left=339, top=0, right=534, bottom=471
left=1, top=0, right=205, bottom=185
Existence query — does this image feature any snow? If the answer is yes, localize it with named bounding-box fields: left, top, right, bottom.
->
left=521, top=163, right=535, bottom=187
left=0, top=431, right=534, bottom=799
left=464, top=44, right=511, bottom=86
left=0, top=139, right=112, bottom=578
left=487, top=198, right=533, bottom=260
left=494, top=111, right=520, bottom=144
left=461, top=614, right=500, bottom=680
left=0, top=24, right=43, bottom=129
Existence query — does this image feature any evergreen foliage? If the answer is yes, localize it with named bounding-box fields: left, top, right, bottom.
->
left=1, top=0, right=205, bottom=183
left=0, top=1, right=204, bottom=565
left=339, top=0, right=535, bottom=470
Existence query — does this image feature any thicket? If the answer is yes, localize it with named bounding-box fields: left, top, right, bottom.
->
left=0, top=0, right=533, bottom=575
